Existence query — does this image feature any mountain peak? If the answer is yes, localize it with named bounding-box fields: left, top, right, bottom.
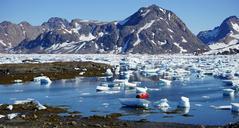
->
left=42, top=17, right=70, bottom=30
left=221, top=16, right=238, bottom=28
left=198, top=16, right=239, bottom=54
left=47, top=17, right=69, bottom=23
left=198, top=15, right=239, bottom=44
left=224, top=16, right=238, bottom=22
left=19, top=21, right=31, bottom=26
left=118, top=4, right=170, bottom=26
left=0, top=21, right=13, bottom=26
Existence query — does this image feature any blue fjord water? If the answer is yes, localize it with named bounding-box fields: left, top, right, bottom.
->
left=0, top=76, right=238, bottom=125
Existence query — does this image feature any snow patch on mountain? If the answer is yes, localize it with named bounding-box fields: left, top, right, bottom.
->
left=134, top=20, right=155, bottom=46
left=79, top=33, right=96, bottom=41
left=167, top=28, right=174, bottom=33
left=0, top=40, right=6, bottom=46
left=181, top=36, right=187, bottom=43
left=159, top=8, right=166, bottom=14
left=231, top=22, right=239, bottom=32
left=46, top=41, right=88, bottom=53
left=173, top=42, right=187, bottom=53
left=168, top=13, right=171, bottom=20
left=158, top=40, right=167, bottom=46
left=141, top=9, right=150, bottom=17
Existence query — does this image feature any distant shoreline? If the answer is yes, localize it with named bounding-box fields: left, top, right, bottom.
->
left=0, top=61, right=111, bottom=84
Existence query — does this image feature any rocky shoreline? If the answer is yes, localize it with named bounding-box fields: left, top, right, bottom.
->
left=0, top=61, right=111, bottom=84
left=0, top=102, right=228, bottom=128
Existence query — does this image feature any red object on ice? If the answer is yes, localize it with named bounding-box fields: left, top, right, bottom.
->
left=136, top=93, right=150, bottom=99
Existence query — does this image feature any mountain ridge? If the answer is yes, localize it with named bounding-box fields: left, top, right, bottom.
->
left=0, top=4, right=209, bottom=54
left=198, top=16, right=239, bottom=54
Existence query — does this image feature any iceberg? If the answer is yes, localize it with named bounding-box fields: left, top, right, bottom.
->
left=210, top=105, right=232, bottom=110
left=136, top=87, right=148, bottom=93
left=231, top=103, right=239, bottom=112
left=96, top=85, right=110, bottom=91
left=223, top=89, right=235, bottom=97
left=159, top=79, right=172, bottom=86
left=105, top=68, right=113, bottom=76
left=34, top=76, right=52, bottom=85
left=119, top=98, right=150, bottom=108
left=154, top=98, right=169, bottom=108
left=178, top=96, right=190, bottom=108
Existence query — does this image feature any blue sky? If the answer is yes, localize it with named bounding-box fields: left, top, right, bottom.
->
left=0, top=0, right=238, bottom=34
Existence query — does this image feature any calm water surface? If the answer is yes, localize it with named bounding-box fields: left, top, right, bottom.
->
left=0, top=76, right=238, bottom=125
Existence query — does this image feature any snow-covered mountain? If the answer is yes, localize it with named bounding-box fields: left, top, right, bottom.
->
left=198, top=16, right=239, bottom=54
left=0, top=4, right=209, bottom=54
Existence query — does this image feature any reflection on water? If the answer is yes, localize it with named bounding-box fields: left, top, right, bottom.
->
left=0, top=76, right=239, bottom=125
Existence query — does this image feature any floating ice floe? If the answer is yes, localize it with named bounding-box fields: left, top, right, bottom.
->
left=195, top=104, right=202, bottom=107
left=223, top=89, right=235, bottom=97
left=96, top=85, right=110, bottom=91
left=105, top=68, right=113, bottom=76
left=136, top=87, right=148, bottom=93
left=231, top=103, right=239, bottom=112
left=98, top=90, right=121, bottom=94
left=34, top=76, right=52, bottom=85
left=210, top=105, right=232, bottom=110
left=202, top=95, right=210, bottom=99
left=96, top=82, right=122, bottom=92
left=147, top=88, right=160, bottom=91
left=119, top=98, right=150, bottom=108
left=124, top=81, right=137, bottom=89
left=7, top=113, right=18, bottom=120
left=159, top=79, right=172, bottom=86
left=154, top=98, right=170, bottom=109
left=178, top=96, right=190, bottom=108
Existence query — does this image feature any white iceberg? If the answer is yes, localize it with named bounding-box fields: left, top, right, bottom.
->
left=231, top=103, right=239, bottom=112
left=223, top=89, right=235, bottom=97
left=124, top=81, right=137, bottom=89
left=136, top=87, right=148, bottom=93
left=105, top=68, right=113, bottom=76
left=154, top=98, right=170, bottom=109
left=34, top=76, right=52, bottom=85
left=210, top=105, right=232, bottom=110
left=119, top=98, right=150, bottom=108
left=96, top=85, right=110, bottom=91
left=178, top=96, right=190, bottom=108
left=159, top=79, right=172, bottom=86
